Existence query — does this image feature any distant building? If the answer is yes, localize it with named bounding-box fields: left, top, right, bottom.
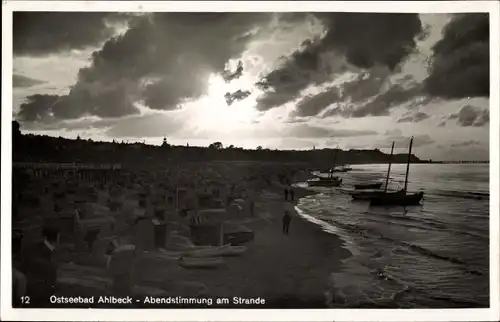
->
left=162, top=137, right=170, bottom=148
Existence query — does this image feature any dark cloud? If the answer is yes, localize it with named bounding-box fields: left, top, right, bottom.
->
left=17, top=94, right=60, bottom=122
left=222, top=60, right=244, bottom=82
left=350, top=83, right=427, bottom=118
left=448, top=104, right=489, bottom=127
left=13, top=12, right=133, bottom=56
left=450, top=140, right=481, bottom=148
left=396, top=111, right=430, bottom=123
left=224, top=90, right=251, bottom=106
left=287, top=65, right=426, bottom=119
left=17, top=13, right=273, bottom=123
left=340, top=66, right=392, bottom=102
left=13, top=74, right=46, bottom=88
left=424, top=13, right=489, bottom=99
left=17, top=82, right=141, bottom=122
left=292, top=86, right=340, bottom=117
left=323, top=82, right=427, bottom=118
left=474, top=109, right=490, bottom=126
left=255, top=13, right=424, bottom=111
left=254, top=43, right=336, bottom=111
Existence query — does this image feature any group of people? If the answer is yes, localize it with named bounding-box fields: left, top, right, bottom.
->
left=283, top=187, right=295, bottom=201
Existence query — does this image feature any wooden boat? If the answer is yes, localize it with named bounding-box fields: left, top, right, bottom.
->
left=351, top=189, right=388, bottom=200
left=315, top=146, right=352, bottom=175
left=183, top=247, right=225, bottom=258
left=370, top=190, right=424, bottom=206
left=218, top=245, right=247, bottom=257
left=223, top=223, right=254, bottom=245
left=178, top=256, right=225, bottom=269
left=354, top=182, right=383, bottom=190
left=307, top=177, right=342, bottom=187
left=331, top=165, right=353, bottom=172
left=182, top=244, right=247, bottom=258
left=369, top=137, right=424, bottom=206
left=352, top=141, right=394, bottom=200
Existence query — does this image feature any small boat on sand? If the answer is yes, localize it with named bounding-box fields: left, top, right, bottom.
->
left=178, top=256, right=225, bottom=269
left=218, top=245, right=247, bottom=257
left=182, top=244, right=247, bottom=258
left=354, top=182, right=382, bottom=190
left=161, top=244, right=247, bottom=258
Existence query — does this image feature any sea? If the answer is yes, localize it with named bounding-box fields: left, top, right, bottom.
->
left=295, top=163, right=490, bottom=308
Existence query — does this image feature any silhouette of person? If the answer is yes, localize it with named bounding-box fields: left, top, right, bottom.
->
left=290, top=188, right=295, bottom=201
left=284, top=188, right=289, bottom=200
left=282, top=210, right=292, bottom=235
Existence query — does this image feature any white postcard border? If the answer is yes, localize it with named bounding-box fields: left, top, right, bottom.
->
left=1, top=1, right=499, bottom=321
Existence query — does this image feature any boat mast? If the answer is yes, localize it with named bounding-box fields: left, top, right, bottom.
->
left=384, top=141, right=395, bottom=193
left=329, top=146, right=339, bottom=179
left=403, top=136, right=414, bottom=193
left=332, top=146, right=339, bottom=168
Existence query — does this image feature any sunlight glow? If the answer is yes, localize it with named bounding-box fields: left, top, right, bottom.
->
left=188, top=73, right=260, bottom=133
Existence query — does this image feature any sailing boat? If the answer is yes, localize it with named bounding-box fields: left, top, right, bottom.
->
left=316, top=147, right=351, bottom=177
left=351, top=141, right=394, bottom=200
left=369, top=137, right=424, bottom=206
left=330, top=147, right=352, bottom=172
left=308, top=147, right=342, bottom=187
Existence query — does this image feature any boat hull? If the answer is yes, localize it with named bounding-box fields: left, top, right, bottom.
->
left=307, top=178, right=342, bottom=187
left=354, top=183, right=383, bottom=190
left=351, top=190, right=386, bottom=200
left=369, top=191, right=424, bottom=206
left=178, top=257, right=225, bottom=269
left=332, top=168, right=352, bottom=172
left=182, top=245, right=247, bottom=258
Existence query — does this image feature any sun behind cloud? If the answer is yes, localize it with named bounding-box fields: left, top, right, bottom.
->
left=187, top=73, right=260, bottom=133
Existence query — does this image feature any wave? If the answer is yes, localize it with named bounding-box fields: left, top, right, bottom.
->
left=301, top=211, right=486, bottom=276
left=360, top=214, right=488, bottom=240
left=431, top=189, right=489, bottom=200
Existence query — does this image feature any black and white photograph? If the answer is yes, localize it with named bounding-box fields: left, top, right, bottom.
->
left=1, top=1, right=499, bottom=321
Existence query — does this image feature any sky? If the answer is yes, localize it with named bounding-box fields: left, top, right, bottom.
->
left=12, top=11, right=490, bottom=161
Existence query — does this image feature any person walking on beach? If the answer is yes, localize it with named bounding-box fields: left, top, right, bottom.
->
left=284, top=188, right=289, bottom=200
left=282, top=210, right=292, bottom=235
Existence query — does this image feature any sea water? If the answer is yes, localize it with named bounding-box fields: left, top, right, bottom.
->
left=295, top=163, right=489, bottom=308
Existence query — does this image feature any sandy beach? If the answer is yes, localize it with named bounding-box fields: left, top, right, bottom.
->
left=13, top=162, right=354, bottom=308
left=136, top=183, right=352, bottom=308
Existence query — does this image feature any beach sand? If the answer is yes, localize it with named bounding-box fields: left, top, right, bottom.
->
left=163, top=184, right=352, bottom=308
left=14, top=165, right=353, bottom=308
